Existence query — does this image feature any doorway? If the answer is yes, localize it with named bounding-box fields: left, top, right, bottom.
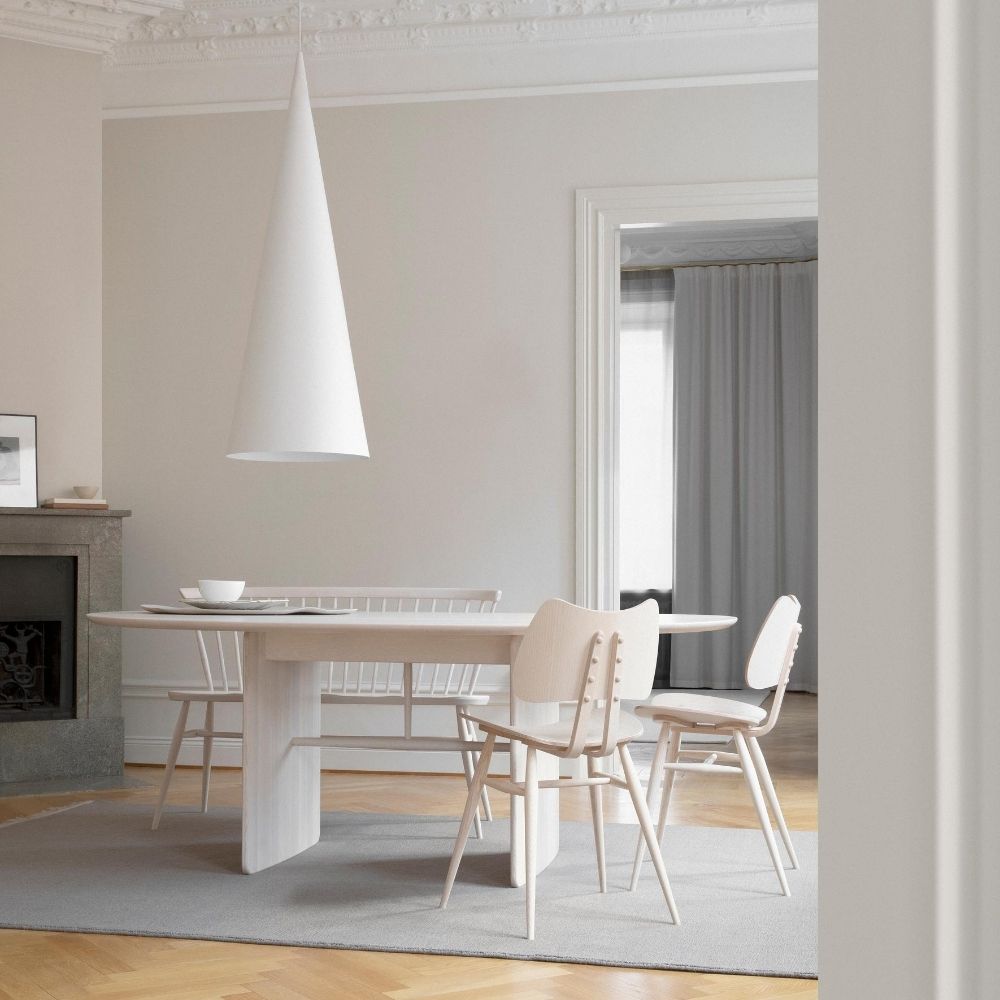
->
left=575, top=181, right=818, bottom=693
left=617, top=219, right=817, bottom=690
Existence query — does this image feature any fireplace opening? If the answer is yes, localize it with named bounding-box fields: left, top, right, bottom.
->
left=0, top=555, right=77, bottom=723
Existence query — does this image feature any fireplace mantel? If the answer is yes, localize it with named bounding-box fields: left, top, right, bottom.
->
left=0, top=508, right=130, bottom=786
left=0, top=508, right=132, bottom=517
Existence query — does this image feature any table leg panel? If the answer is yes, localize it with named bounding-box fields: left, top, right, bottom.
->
left=509, top=637, right=560, bottom=887
left=242, top=634, right=322, bottom=875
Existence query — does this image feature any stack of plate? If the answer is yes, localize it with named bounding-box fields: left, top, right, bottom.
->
left=179, top=598, right=287, bottom=612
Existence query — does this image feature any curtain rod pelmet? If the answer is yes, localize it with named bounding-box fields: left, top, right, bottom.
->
left=621, top=256, right=817, bottom=272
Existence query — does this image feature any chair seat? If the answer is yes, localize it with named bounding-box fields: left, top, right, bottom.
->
left=469, top=710, right=644, bottom=753
left=167, top=689, right=243, bottom=703
left=635, top=691, right=767, bottom=728
left=321, top=692, right=490, bottom=707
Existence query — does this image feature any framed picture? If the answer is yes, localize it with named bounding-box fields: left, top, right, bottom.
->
left=0, top=414, right=38, bottom=508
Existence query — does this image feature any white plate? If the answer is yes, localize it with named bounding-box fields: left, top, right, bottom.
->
left=181, top=598, right=286, bottom=611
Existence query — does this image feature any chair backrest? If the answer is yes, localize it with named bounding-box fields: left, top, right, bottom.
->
left=744, top=594, right=803, bottom=735
left=512, top=598, right=660, bottom=756
left=745, top=595, right=802, bottom=689
left=178, top=586, right=502, bottom=695
left=183, top=616, right=244, bottom=693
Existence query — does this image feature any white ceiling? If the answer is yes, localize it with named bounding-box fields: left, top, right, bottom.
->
left=621, top=219, right=817, bottom=268
left=0, top=0, right=817, bottom=116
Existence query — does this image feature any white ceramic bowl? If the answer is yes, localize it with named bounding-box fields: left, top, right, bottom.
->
left=197, top=579, right=246, bottom=602
left=73, top=486, right=100, bottom=499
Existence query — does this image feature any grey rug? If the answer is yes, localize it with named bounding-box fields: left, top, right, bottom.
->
left=0, top=802, right=816, bottom=978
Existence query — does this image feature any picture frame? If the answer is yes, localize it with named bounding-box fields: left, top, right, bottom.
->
left=0, top=414, right=38, bottom=508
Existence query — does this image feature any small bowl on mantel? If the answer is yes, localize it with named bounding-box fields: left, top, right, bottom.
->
left=73, top=486, right=100, bottom=499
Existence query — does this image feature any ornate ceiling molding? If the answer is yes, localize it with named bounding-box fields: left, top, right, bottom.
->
left=0, top=0, right=816, bottom=110
left=0, top=0, right=183, bottom=53
left=87, top=0, right=816, bottom=115
left=105, top=0, right=816, bottom=64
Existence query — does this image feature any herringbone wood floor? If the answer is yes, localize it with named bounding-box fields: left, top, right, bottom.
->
left=0, top=694, right=817, bottom=1000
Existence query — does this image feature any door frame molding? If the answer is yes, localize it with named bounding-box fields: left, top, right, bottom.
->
left=574, top=179, right=819, bottom=609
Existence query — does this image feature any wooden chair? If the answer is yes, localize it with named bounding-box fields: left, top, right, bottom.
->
left=629, top=595, right=803, bottom=896
left=151, top=586, right=502, bottom=833
left=440, top=598, right=680, bottom=940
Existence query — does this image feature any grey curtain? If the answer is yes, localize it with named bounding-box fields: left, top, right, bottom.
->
left=671, top=262, right=817, bottom=692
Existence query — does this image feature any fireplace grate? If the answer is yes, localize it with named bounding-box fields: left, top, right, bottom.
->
left=0, top=554, right=77, bottom=724
left=0, top=622, right=61, bottom=713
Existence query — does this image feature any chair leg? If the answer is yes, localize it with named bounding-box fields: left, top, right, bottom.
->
left=655, top=727, right=682, bottom=840
left=152, top=700, right=190, bottom=831
left=629, top=724, right=673, bottom=891
left=747, top=734, right=799, bottom=870
left=440, top=733, right=496, bottom=910
left=524, top=745, right=538, bottom=941
left=618, top=743, right=680, bottom=925
left=734, top=730, right=791, bottom=896
left=465, top=715, right=494, bottom=822
left=478, top=780, right=494, bottom=822
left=586, top=755, right=606, bottom=893
left=455, top=708, right=483, bottom=840
left=201, top=701, right=214, bottom=814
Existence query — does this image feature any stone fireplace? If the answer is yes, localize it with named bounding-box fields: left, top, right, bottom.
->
left=0, top=508, right=130, bottom=786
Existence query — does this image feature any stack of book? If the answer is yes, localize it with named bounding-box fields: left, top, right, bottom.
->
left=41, top=497, right=110, bottom=511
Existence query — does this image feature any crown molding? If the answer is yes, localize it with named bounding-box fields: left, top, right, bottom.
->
left=0, top=0, right=183, bottom=54
left=100, top=0, right=817, bottom=116
left=108, top=0, right=816, bottom=64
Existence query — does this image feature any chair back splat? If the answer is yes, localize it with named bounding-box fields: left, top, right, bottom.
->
left=744, top=594, right=801, bottom=689
left=191, top=624, right=243, bottom=692
left=744, top=594, right=802, bottom=737
left=513, top=598, right=660, bottom=755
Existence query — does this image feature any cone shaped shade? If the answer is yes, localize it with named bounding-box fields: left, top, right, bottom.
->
left=227, top=54, right=369, bottom=461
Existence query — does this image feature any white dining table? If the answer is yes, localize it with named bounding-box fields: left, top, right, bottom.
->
left=90, top=609, right=736, bottom=882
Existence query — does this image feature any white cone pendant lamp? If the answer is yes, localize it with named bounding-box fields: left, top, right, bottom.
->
left=227, top=52, right=369, bottom=462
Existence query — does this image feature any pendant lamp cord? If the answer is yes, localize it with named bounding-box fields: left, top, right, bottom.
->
left=297, top=0, right=302, bottom=54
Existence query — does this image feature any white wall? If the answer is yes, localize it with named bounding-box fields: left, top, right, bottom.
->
left=0, top=39, right=102, bottom=500
left=103, top=82, right=817, bottom=768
